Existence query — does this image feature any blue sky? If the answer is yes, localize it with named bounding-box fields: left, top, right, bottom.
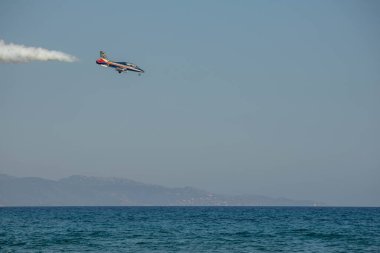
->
left=1, top=0, right=379, bottom=206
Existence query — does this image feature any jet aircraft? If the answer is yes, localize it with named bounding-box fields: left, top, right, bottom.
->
left=96, top=51, right=144, bottom=74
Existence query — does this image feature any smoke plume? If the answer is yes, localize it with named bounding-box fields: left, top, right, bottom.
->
left=0, top=40, right=78, bottom=63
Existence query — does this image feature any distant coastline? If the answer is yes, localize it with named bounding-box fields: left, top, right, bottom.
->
left=0, top=174, right=322, bottom=207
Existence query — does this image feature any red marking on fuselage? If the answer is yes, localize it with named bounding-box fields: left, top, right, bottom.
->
left=96, top=58, right=107, bottom=64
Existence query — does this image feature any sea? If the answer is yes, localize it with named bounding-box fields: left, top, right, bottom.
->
left=0, top=207, right=379, bottom=252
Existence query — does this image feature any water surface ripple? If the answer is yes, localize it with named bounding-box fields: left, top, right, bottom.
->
left=1, top=207, right=379, bottom=252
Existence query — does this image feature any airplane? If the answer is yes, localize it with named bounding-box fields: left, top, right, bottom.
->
left=96, top=51, right=144, bottom=74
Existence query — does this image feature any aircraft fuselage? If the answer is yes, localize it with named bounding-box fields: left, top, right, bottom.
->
left=96, top=57, right=144, bottom=74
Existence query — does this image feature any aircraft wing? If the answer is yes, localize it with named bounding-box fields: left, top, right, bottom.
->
left=115, top=67, right=127, bottom=73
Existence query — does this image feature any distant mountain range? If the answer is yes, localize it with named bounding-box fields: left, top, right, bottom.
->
left=0, top=174, right=320, bottom=206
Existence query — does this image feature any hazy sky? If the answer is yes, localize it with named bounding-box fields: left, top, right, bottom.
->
left=1, top=0, right=379, bottom=206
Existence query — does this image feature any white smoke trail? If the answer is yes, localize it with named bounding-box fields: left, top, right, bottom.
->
left=0, top=40, right=78, bottom=63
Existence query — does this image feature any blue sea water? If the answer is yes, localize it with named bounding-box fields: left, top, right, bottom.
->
left=0, top=207, right=379, bottom=252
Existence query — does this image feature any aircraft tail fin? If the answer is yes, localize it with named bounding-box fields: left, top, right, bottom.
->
left=100, top=51, right=108, bottom=59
